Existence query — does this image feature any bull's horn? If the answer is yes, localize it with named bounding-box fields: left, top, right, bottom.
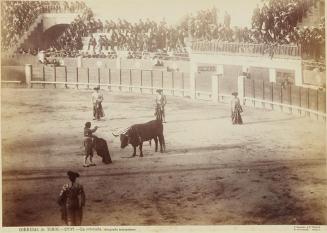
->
left=112, top=126, right=130, bottom=136
left=112, top=132, right=120, bottom=137
left=112, top=127, right=130, bottom=137
left=120, top=127, right=130, bottom=134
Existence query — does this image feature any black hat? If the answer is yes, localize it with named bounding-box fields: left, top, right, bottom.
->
left=93, top=86, right=100, bottom=90
left=232, top=92, right=238, bottom=96
left=156, top=89, right=162, bottom=93
left=67, top=171, right=80, bottom=178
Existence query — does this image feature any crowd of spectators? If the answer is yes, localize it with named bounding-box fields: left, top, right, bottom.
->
left=249, top=0, right=324, bottom=60
left=183, top=0, right=324, bottom=60
left=251, top=0, right=311, bottom=42
left=285, top=19, right=324, bottom=60
left=52, top=11, right=188, bottom=56
left=1, top=1, right=87, bottom=51
left=1, top=0, right=325, bottom=61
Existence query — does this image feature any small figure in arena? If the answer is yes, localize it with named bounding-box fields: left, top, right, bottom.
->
left=83, top=122, right=98, bottom=167
left=91, top=87, right=105, bottom=120
left=155, top=89, right=167, bottom=122
left=57, top=171, right=85, bottom=226
left=230, top=92, right=243, bottom=124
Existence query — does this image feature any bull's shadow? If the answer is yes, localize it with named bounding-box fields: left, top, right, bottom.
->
left=119, top=139, right=164, bottom=158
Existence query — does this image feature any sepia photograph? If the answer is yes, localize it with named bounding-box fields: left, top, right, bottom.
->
left=0, top=0, right=326, bottom=232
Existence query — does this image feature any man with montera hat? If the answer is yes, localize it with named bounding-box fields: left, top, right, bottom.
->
left=155, top=89, right=167, bottom=122
left=230, top=92, right=243, bottom=124
left=91, top=86, right=104, bottom=120
left=83, top=121, right=98, bottom=167
left=58, top=171, right=85, bottom=226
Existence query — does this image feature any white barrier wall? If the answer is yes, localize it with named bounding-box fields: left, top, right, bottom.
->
left=191, top=53, right=303, bottom=87
left=2, top=63, right=324, bottom=121
left=24, top=64, right=33, bottom=87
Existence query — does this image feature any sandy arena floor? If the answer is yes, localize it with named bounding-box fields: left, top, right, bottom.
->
left=1, top=88, right=326, bottom=226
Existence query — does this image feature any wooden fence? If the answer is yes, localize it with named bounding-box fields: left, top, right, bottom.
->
left=1, top=65, right=326, bottom=120
left=244, top=78, right=326, bottom=119
left=25, top=66, right=192, bottom=98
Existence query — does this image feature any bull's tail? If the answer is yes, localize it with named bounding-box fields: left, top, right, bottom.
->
left=149, top=140, right=152, bottom=147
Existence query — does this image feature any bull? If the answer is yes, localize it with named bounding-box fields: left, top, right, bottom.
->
left=112, top=120, right=165, bottom=157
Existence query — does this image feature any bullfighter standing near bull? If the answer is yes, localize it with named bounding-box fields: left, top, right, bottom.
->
left=83, top=122, right=98, bottom=167
left=92, top=87, right=104, bottom=120
left=155, top=89, right=167, bottom=122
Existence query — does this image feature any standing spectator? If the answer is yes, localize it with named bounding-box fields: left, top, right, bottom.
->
left=97, top=18, right=103, bottom=32
left=57, top=171, right=85, bottom=226
left=102, top=35, right=109, bottom=50
left=224, top=11, right=231, bottom=28
left=88, top=34, right=97, bottom=52
left=98, top=35, right=104, bottom=51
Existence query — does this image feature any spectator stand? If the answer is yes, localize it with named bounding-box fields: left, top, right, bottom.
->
left=1, top=1, right=87, bottom=54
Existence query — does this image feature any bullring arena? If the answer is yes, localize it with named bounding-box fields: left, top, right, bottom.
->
left=2, top=87, right=326, bottom=226
left=1, top=0, right=326, bottom=230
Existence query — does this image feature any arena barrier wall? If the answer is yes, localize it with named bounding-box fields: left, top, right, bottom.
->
left=1, top=54, right=39, bottom=66
left=302, top=61, right=326, bottom=88
left=1, top=64, right=326, bottom=121
left=2, top=54, right=323, bottom=88
left=1, top=66, right=26, bottom=88
left=19, top=65, right=192, bottom=98
left=243, top=77, right=326, bottom=120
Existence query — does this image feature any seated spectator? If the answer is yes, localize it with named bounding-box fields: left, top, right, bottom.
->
left=154, top=59, right=164, bottom=66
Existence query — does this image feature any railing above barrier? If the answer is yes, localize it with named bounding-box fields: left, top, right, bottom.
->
left=31, top=49, right=190, bottom=61
left=302, top=61, right=326, bottom=71
left=191, top=41, right=301, bottom=58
